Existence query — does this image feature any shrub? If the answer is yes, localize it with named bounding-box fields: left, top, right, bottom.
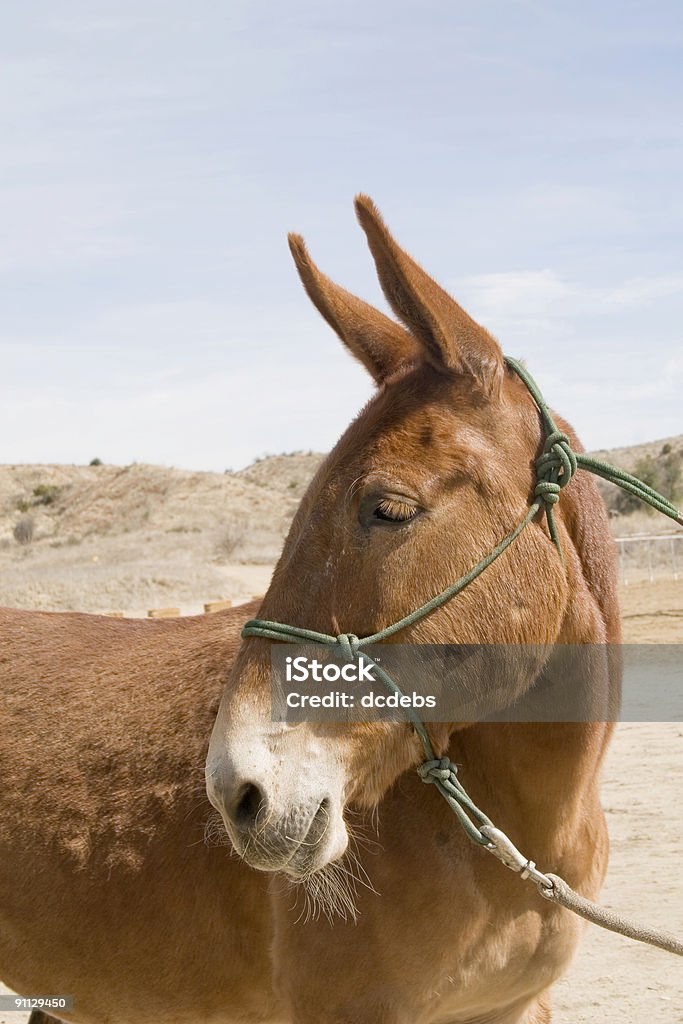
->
left=89, top=457, right=103, bottom=466
left=216, top=519, right=249, bottom=560
left=13, top=516, right=34, bottom=545
left=32, top=484, right=61, bottom=506
left=612, top=450, right=682, bottom=516
left=657, top=446, right=683, bottom=502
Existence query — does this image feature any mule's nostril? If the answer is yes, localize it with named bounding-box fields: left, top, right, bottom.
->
left=233, top=782, right=265, bottom=831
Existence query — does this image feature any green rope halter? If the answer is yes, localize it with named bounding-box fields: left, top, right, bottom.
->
left=241, top=356, right=683, bottom=846
left=507, top=357, right=682, bottom=546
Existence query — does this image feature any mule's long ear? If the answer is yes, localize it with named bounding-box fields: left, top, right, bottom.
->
left=288, top=233, right=420, bottom=385
left=354, top=195, right=503, bottom=395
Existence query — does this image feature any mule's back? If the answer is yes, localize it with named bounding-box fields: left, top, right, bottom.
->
left=0, top=604, right=280, bottom=1024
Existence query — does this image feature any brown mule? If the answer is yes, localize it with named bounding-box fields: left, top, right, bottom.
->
left=1, top=197, right=619, bottom=1023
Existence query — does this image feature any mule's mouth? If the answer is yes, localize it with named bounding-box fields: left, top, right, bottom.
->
left=279, top=835, right=344, bottom=880
left=217, top=795, right=349, bottom=877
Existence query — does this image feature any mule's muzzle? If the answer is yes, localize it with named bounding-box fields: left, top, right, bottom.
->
left=206, top=766, right=344, bottom=875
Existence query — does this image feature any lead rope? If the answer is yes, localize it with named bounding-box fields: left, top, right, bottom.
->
left=242, top=356, right=683, bottom=957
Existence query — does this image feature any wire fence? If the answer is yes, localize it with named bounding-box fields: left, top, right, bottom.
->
left=615, top=534, right=683, bottom=585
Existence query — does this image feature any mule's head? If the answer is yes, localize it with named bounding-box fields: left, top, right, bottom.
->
left=206, top=196, right=570, bottom=877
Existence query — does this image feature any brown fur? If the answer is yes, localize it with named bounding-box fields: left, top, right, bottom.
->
left=0, top=197, right=620, bottom=1024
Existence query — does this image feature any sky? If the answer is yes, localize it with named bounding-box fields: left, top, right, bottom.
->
left=1, top=1, right=682, bottom=471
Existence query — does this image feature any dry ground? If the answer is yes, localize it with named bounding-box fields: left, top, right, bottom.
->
left=553, top=720, right=683, bottom=1022
left=619, top=578, right=683, bottom=642
left=551, top=579, right=683, bottom=1022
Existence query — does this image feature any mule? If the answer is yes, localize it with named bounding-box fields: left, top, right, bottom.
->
left=0, top=196, right=620, bottom=1024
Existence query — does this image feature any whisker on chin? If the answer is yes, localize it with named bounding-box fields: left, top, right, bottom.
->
left=344, top=810, right=383, bottom=854
left=203, top=799, right=382, bottom=924
left=288, top=814, right=382, bottom=925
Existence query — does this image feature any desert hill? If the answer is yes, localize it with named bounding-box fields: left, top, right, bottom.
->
left=0, top=454, right=323, bottom=613
left=0, top=436, right=680, bottom=614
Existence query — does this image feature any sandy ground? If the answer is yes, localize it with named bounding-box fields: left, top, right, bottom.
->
left=553, top=722, right=682, bottom=1022
left=619, top=578, right=683, bottom=642
left=552, top=580, right=683, bottom=1021
left=1, top=578, right=682, bottom=1023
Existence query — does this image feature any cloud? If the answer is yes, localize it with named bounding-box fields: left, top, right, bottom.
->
left=456, top=269, right=571, bottom=320
left=454, top=268, right=683, bottom=333
left=447, top=266, right=683, bottom=451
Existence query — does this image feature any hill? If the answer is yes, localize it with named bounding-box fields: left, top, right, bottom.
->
left=588, top=434, right=683, bottom=535
left=0, top=454, right=323, bottom=613
left=0, top=436, right=680, bottom=613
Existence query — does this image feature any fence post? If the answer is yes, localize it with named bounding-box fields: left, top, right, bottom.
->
left=204, top=599, right=233, bottom=613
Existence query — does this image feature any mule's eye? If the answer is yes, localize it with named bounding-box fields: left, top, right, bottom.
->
left=373, top=498, right=419, bottom=523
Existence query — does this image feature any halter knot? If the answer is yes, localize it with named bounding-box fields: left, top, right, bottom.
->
left=336, top=633, right=361, bottom=663
left=418, top=757, right=457, bottom=786
left=533, top=430, right=577, bottom=508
